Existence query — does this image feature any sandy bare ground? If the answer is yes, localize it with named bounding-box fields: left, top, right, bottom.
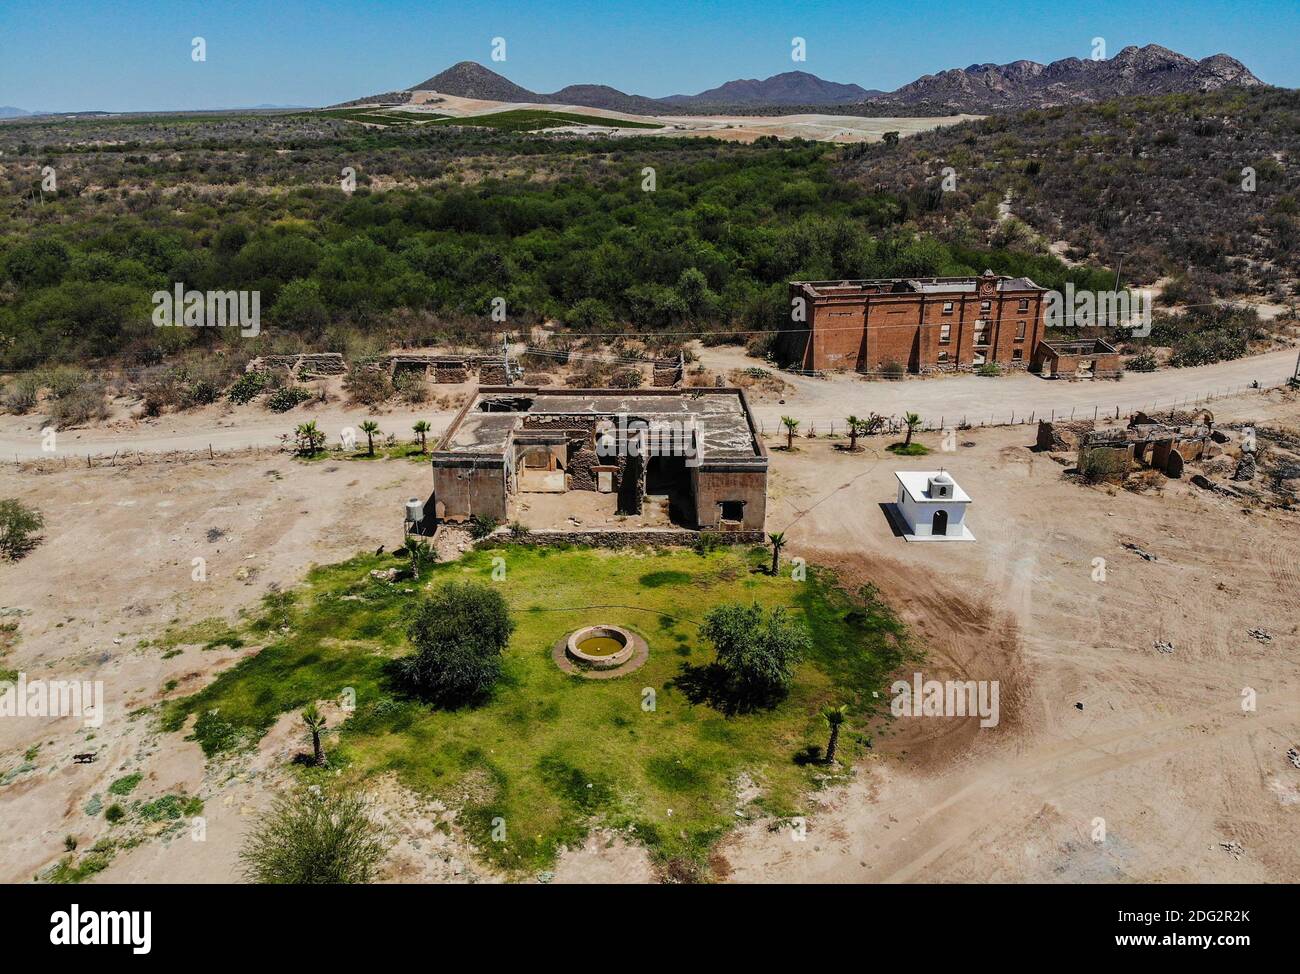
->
left=1, top=386, right=1296, bottom=883
left=716, top=388, right=1300, bottom=883
left=380, top=91, right=976, bottom=144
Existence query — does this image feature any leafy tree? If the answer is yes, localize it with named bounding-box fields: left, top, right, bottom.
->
left=699, top=602, right=809, bottom=709
left=301, top=703, right=327, bottom=767
left=400, top=581, right=515, bottom=706
left=240, top=787, right=387, bottom=884
left=412, top=419, right=431, bottom=453
left=820, top=704, right=848, bottom=765
left=3, top=238, right=71, bottom=289
left=781, top=415, right=800, bottom=450
left=0, top=498, right=45, bottom=560
left=360, top=420, right=380, bottom=456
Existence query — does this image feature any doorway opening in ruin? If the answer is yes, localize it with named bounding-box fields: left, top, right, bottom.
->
left=932, top=509, right=948, bottom=536
left=517, top=445, right=565, bottom=493
left=646, top=454, right=692, bottom=525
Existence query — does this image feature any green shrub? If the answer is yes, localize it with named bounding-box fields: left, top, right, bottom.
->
left=1126, top=349, right=1158, bottom=372
left=2, top=374, right=40, bottom=414
left=47, top=381, right=109, bottom=428
left=880, top=360, right=905, bottom=380
left=0, top=498, right=45, bottom=560
left=265, top=385, right=311, bottom=413
left=392, top=369, right=429, bottom=404
left=343, top=368, right=392, bottom=405
left=240, top=787, right=387, bottom=884
left=227, top=371, right=268, bottom=404
left=108, top=773, right=142, bottom=796
left=468, top=514, right=499, bottom=539
left=104, top=803, right=126, bottom=823
left=1079, top=448, right=1122, bottom=483
left=976, top=363, right=1002, bottom=377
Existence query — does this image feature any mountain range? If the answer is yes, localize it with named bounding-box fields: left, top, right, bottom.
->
left=391, top=45, right=1264, bottom=115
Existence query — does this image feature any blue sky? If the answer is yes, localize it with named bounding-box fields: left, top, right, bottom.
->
left=1, top=0, right=1295, bottom=112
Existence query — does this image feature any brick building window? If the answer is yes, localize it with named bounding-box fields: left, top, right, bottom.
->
left=972, top=350, right=986, bottom=365
left=1018, top=298, right=1030, bottom=312
left=939, top=324, right=951, bottom=344
left=1013, top=348, right=1024, bottom=361
left=1016, top=320, right=1026, bottom=340
left=974, top=324, right=988, bottom=346
left=719, top=500, right=744, bottom=523
left=937, top=350, right=950, bottom=363
left=980, top=300, right=991, bottom=312
left=942, top=301, right=954, bottom=315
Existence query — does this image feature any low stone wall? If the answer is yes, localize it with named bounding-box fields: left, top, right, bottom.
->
left=247, top=353, right=347, bottom=377
left=480, top=528, right=765, bottom=549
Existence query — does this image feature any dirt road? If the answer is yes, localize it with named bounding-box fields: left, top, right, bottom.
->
left=1, top=349, right=1294, bottom=459
left=703, top=346, right=1300, bottom=432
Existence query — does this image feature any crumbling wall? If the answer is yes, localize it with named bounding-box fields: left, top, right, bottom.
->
left=1036, top=419, right=1095, bottom=451
left=618, top=452, right=644, bottom=514
left=567, top=444, right=600, bottom=491
left=246, top=353, right=347, bottom=377
left=652, top=359, right=684, bottom=387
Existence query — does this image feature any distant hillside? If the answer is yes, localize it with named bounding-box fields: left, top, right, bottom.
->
left=662, top=71, right=878, bottom=107
left=837, top=87, right=1299, bottom=300
left=410, top=61, right=536, bottom=101
left=858, top=45, right=1264, bottom=113
left=349, top=46, right=1269, bottom=117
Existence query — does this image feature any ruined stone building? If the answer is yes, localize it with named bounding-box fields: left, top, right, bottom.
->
left=1030, top=338, right=1122, bottom=379
left=1073, top=410, right=1226, bottom=481
left=430, top=387, right=768, bottom=531
left=782, top=270, right=1048, bottom=374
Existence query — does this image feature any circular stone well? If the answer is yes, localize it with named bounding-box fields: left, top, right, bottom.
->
left=566, top=624, right=634, bottom=669
left=552, top=625, right=649, bottom=679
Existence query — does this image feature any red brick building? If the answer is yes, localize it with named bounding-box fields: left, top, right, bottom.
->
left=781, top=270, right=1048, bottom=374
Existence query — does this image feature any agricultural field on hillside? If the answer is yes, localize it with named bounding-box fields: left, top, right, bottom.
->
left=431, top=109, right=663, bottom=131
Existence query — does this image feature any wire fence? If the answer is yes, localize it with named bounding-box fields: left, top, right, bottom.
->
left=751, top=378, right=1293, bottom=438
left=5, top=377, right=1293, bottom=469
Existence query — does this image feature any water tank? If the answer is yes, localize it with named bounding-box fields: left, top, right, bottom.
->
left=404, top=498, right=424, bottom=524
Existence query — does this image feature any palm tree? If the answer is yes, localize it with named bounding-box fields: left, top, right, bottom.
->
left=407, top=538, right=431, bottom=578
left=360, top=420, right=380, bottom=457
left=768, top=531, right=786, bottom=575
left=903, top=412, right=921, bottom=447
left=412, top=420, right=431, bottom=454
left=781, top=416, right=800, bottom=450
left=302, top=703, right=327, bottom=767
left=821, top=704, right=848, bottom=765
left=845, top=415, right=863, bottom=452
left=294, top=421, right=323, bottom=456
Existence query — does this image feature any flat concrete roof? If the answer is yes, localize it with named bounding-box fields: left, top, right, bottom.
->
left=896, top=470, right=972, bottom=503
left=792, top=274, right=1044, bottom=297
left=434, top=387, right=767, bottom=464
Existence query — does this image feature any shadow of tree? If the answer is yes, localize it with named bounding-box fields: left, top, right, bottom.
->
left=670, top=662, right=785, bottom=716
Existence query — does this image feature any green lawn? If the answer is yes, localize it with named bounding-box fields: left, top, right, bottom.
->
left=162, top=545, right=912, bottom=875
left=432, top=109, right=663, bottom=132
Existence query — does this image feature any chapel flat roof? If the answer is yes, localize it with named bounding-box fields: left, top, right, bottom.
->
left=895, top=470, right=972, bottom=503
